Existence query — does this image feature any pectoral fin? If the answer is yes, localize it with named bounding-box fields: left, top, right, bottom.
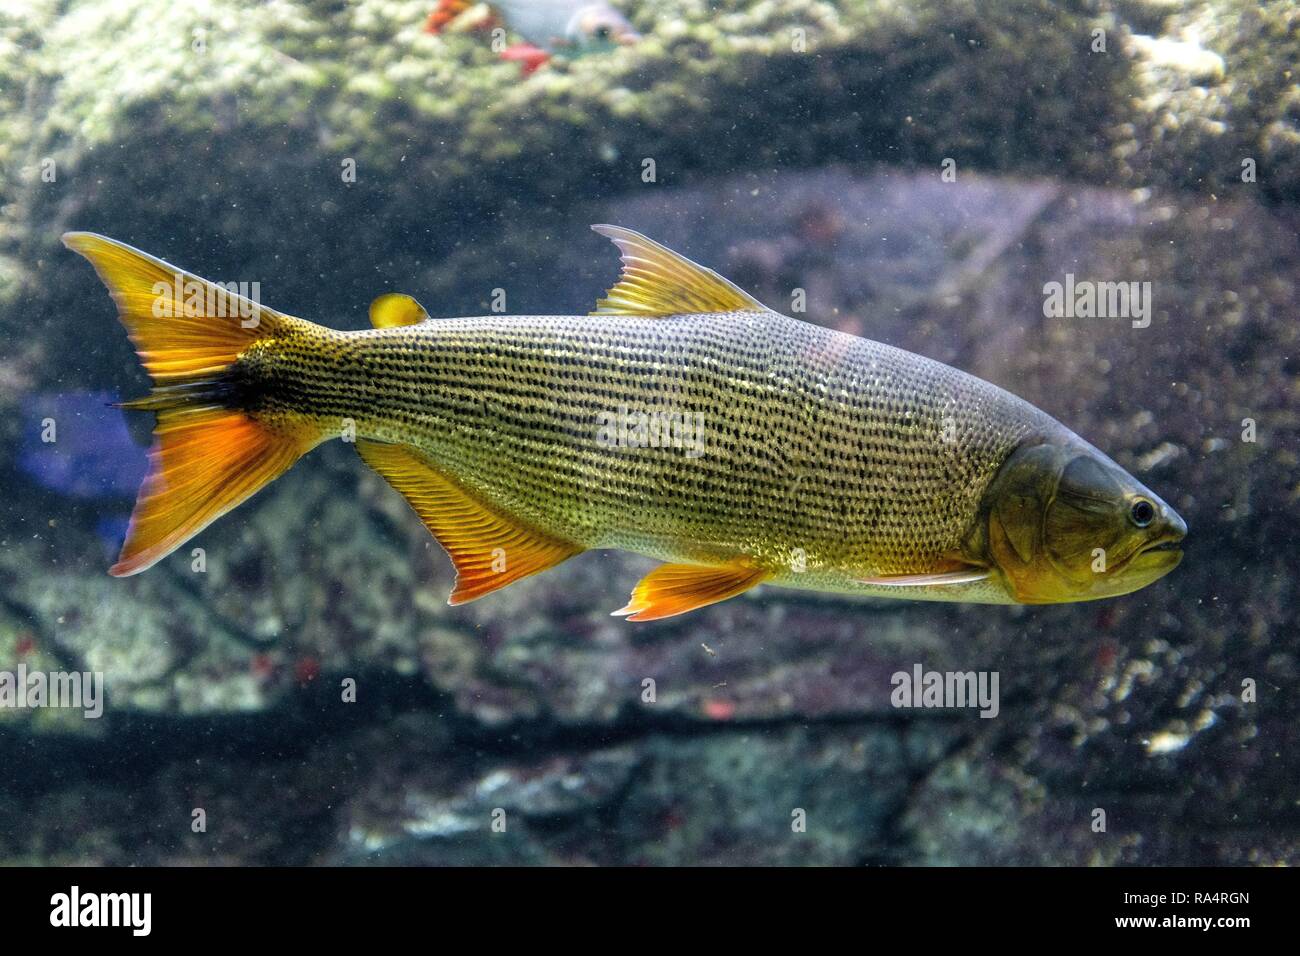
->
left=855, top=569, right=990, bottom=587
left=356, top=439, right=581, bottom=604
left=614, top=561, right=767, bottom=622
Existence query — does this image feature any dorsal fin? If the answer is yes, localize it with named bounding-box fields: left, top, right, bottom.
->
left=590, top=224, right=769, bottom=317
left=369, top=293, right=429, bottom=328
left=355, top=439, right=582, bottom=604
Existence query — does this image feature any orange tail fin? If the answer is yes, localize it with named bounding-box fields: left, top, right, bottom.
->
left=62, top=232, right=319, bottom=576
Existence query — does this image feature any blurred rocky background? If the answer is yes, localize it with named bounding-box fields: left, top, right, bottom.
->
left=0, top=0, right=1296, bottom=864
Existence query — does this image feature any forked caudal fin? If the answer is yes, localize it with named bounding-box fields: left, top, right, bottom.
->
left=62, top=232, right=319, bottom=576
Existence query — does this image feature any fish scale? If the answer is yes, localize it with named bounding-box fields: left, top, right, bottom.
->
left=253, top=309, right=1053, bottom=584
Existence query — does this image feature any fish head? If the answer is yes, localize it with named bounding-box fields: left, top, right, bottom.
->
left=977, top=435, right=1186, bottom=604
left=567, top=5, right=640, bottom=47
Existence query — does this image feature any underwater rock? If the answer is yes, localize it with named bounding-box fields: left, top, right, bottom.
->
left=341, top=743, right=643, bottom=865
left=2, top=165, right=1296, bottom=865
left=1, top=0, right=1298, bottom=865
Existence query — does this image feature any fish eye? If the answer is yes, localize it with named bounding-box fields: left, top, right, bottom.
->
left=1129, top=498, right=1155, bottom=527
left=594, top=25, right=611, bottom=39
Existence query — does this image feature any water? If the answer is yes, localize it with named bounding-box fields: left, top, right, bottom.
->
left=0, top=0, right=1296, bottom=867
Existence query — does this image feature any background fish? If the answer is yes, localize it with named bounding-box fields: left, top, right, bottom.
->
left=19, top=391, right=146, bottom=501
left=17, top=391, right=144, bottom=560
left=426, top=0, right=640, bottom=51
left=497, top=0, right=640, bottom=49
left=63, top=226, right=1185, bottom=621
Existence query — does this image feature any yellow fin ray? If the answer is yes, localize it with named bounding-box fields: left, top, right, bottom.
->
left=63, top=231, right=317, bottom=576
left=111, top=411, right=314, bottom=576
left=356, top=440, right=581, bottom=604
left=613, top=561, right=767, bottom=621
left=62, top=232, right=285, bottom=382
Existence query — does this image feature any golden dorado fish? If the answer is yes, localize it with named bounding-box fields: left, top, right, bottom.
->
left=63, top=226, right=1186, bottom=621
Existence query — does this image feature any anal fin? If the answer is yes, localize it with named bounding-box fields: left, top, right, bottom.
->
left=356, top=439, right=581, bottom=604
left=614, top=561, right=767, bottom=622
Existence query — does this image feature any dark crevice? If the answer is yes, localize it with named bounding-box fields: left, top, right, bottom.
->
left=0, top=663, right=970, bottom=796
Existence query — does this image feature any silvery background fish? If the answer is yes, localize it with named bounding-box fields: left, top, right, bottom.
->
left=427, top=0, right=640, bottom=51
left=496, top=0, right=640, bottom=49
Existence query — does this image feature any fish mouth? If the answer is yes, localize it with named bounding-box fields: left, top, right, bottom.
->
left=1139, top=539, right=1182, bottom=555
left=1135, top=515, right=1187, bottom=560
left=1128, top=535, right=1184, bottom=575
